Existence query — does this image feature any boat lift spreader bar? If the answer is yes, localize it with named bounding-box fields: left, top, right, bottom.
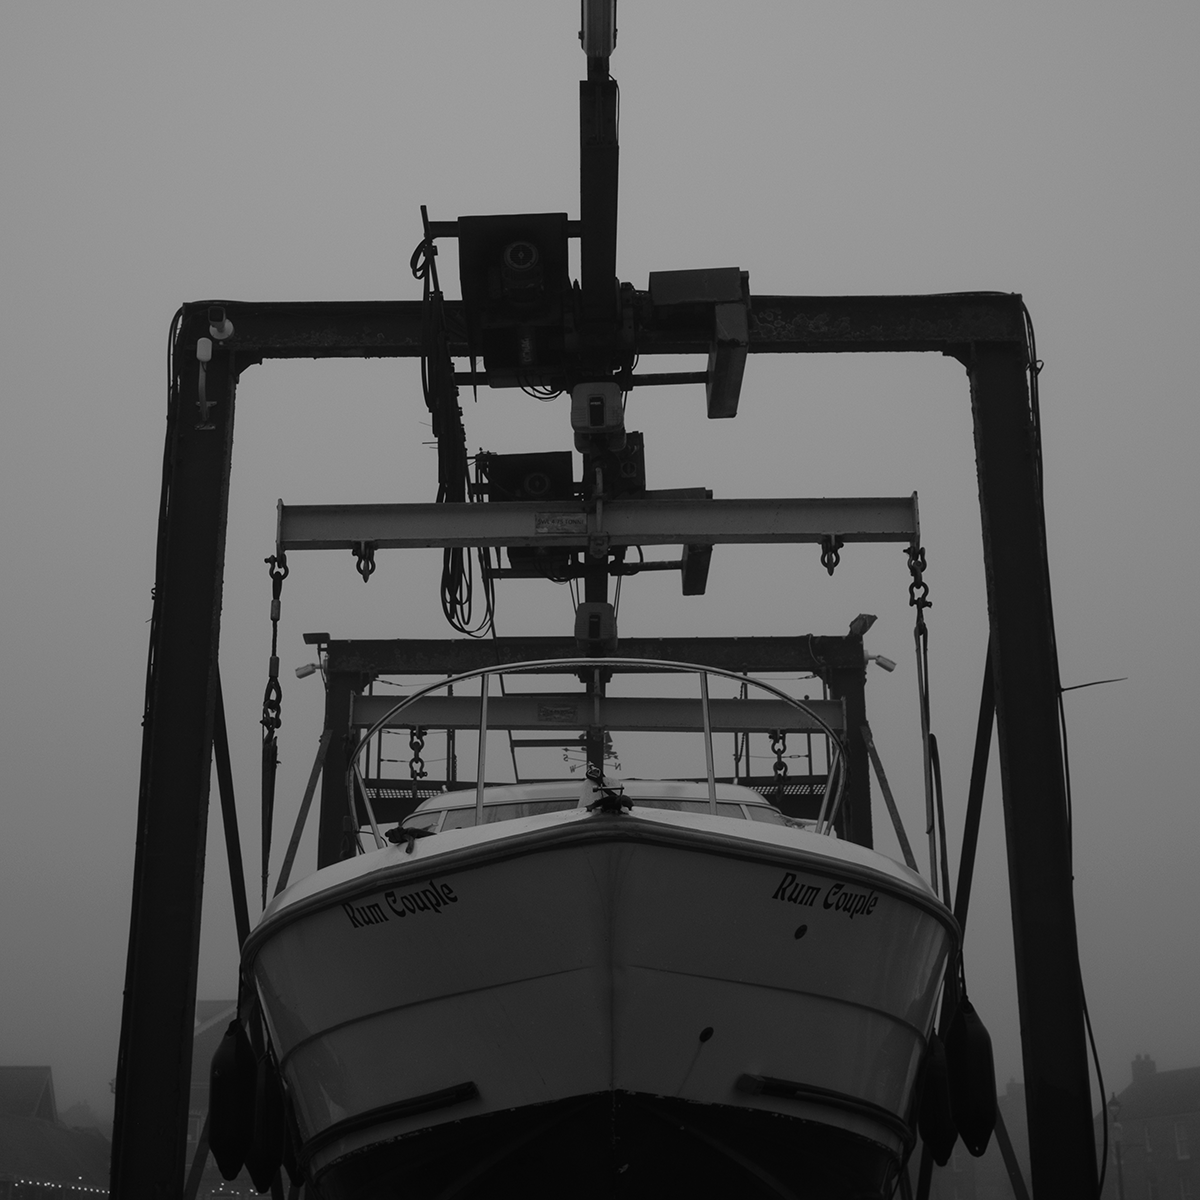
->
left=276, top=494, right=919, bottom=554
left=351, top=692, right=844, bottom=734
left=324, top=635, right=866, bottom=676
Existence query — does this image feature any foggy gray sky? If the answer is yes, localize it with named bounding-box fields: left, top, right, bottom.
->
left=1, top=2, right=1197, bottom=1122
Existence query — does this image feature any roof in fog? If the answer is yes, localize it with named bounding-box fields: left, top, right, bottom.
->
left=1116, top=1067, right=1200, bottom=1121
left=0, top=1068, right=55, bottom=1123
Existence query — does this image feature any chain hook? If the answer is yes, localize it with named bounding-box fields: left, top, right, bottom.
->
left=352, top=542, right=377, bottom=583
left=409, top=237, right=435, bottom=282
left=820, top=536, right=844, bottom=576
left=260, top=554, right=289, bottom=733
left=906, top=543, right=931, bottom=615
left=261, top=679, right=283, bottom=734
left=770, top=729, right=789, bottom=804
left=408, top=727, right=428, bottom=780
left=266, top=552, right=289, bottom=587
left=770, top=731, right=789, bottom=780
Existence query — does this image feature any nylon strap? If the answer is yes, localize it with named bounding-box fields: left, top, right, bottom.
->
left=213, top=675, right=251, bottom=947
left=954, top=642, right=995, bottom=933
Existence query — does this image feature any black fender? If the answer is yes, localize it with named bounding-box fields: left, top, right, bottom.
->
left=209, top=1021, right=256, bottom=1180
left=946, top=996, right=997, bottom=1156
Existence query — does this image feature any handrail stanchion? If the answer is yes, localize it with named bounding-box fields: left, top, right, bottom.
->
left=475, top=673, right=490, bottom=825
left=700, top=672, right=717, bottom=814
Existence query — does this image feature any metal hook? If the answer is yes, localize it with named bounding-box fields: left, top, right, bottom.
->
left=820, top=535, right=844, bottom=576
left=352, top=542, right=377, bottom=582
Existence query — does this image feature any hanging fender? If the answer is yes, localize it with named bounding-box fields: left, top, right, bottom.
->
left=209, top=1021, right=257, bottom=1180
left=917, top=1032, right=957, bottom=1167
left=245, top=1051, right=287, bottom=1193
left=946, top=996, right=997, bottom=1157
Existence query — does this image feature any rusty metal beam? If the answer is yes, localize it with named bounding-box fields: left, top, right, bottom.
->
left=198, top=291, right=1026, bottom=369
left=215, top=299, right=427, bottom=362
left=748, top=293, right=1025, bottom=353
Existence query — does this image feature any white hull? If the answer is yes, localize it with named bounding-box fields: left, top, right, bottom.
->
left=247, top=805, right=954, bottom=1192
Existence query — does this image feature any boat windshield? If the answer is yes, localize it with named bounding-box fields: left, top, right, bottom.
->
left=441, top=799, right=579, bottom=830
left=633, top=799, right=745, bottom=819
left=745, top=806, right=790, bottom=826
left=631, top=799, right=790, bottom=825
left=401, top=810, right=443, bottom=833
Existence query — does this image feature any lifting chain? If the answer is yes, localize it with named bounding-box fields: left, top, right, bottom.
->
left=260, top=552, right=288, bottom=907
left=352, top=541, right=377, bottom=583
left=906, top=543, right=932, bottom=628
left=261, top=554, right=289, bottom=736
left=820, top=535, right=844, bottom=577
left=408, top=727, right=428, bottom=780
left=770, top=729, right=788, bottom=804
left=770, top=731, right=789, bottom=780
left=906, top=541, right=942, bottom=898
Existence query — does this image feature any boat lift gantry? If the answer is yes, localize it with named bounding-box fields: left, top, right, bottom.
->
left=111, top=13, right=1097, bottom=1199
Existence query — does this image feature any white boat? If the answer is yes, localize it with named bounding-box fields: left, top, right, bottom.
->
left=239, top=661, right=958, bottom=1199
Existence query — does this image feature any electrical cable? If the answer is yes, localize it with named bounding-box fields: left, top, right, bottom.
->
left=411, top=208, right=495, bottom=638
left=521, top=380, right=563, bottom=402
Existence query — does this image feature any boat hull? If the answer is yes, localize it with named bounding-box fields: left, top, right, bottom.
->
left=314, top=1091, right=900, bottom=1200
left=247, top=813, right=954, bottom=1198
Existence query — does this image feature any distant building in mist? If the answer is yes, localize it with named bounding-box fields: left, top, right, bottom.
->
left=922, top=1055, right=1200, bottom=1199
left=1101, top=1055, right=1199, bottom=1200
left=0, top=1065, right=110, bottom=1195
left=0, top=1006, right=266, bottom=1200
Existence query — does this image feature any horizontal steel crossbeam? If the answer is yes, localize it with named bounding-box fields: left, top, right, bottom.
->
left=199, top=291, right=1025, bottom=365
left=352, top=693, right=844, bottom=734
left=278, top=495, right=918, bottom=553
left=323, top=635, right=865, bottom=677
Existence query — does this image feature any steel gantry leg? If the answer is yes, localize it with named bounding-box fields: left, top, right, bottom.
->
left=965, top=342, right=1098, bottom=1197
left=111, top=308, right=238, bottom=1198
